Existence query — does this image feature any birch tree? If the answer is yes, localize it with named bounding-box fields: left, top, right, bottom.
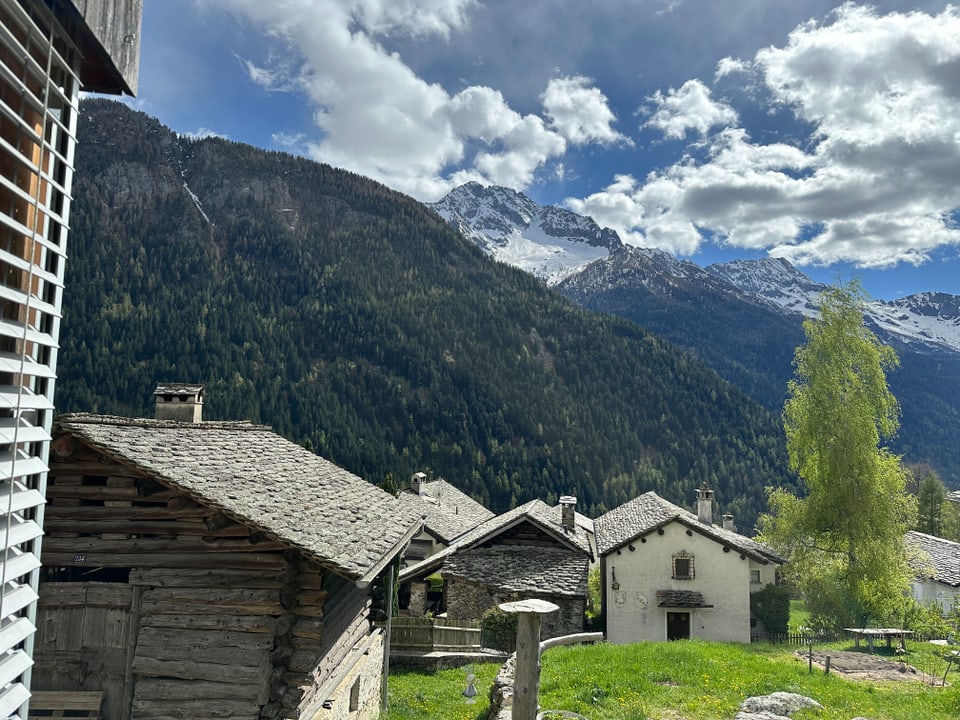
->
left=761, top=281, right=916, bottom=631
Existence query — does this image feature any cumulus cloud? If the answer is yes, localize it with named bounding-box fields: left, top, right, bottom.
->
left=572, top=4, right=960, bottom=268
left=643, top=79, right=738, bottom=140
left=222, top=0, right=596, bottom=200
left=541, top=75, right=630, bottom=146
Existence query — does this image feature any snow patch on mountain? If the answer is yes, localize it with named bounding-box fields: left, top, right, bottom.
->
left=430, top=182, right=619, bottom=283
left=709, top=259, right=960, bottom=354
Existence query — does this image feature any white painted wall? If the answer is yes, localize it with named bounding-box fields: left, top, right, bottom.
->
left=604, top=521, right=771, bottom=644
left=912, top=579, right=959, bottom=614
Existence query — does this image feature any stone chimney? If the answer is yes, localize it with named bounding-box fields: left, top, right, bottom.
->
left=559, top=495, right=577, bottom=531
left=696, top=483, right=714, bottom=525
left=154, top=384, right=203, bottom=423
left=722, top=513, right=736, bottom=533
left=411, top=472, right=427, bottom=496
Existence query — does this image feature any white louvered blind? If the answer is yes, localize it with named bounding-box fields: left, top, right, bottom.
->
left=0, top=2, right=80, bottom=717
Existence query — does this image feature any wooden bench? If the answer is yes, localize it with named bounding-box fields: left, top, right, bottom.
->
left=28, top=691, right=103, bottom=719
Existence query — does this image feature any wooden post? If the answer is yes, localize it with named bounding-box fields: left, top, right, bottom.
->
left=499, top=599, right=558, bottom=720
left=824, top=655, right=831, bottom=675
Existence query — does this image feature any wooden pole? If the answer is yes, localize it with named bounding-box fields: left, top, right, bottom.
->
left=499, top=599, right=558, bottom=720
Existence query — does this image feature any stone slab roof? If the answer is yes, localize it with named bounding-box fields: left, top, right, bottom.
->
left=906, top=531, right=960, bottom=586
left=399, top=498, right=593, bottom=583
left=595, top=490, right=783, bottom=565
left=398, top=479, right=494, bottom=543
left=948, top=490, right=960, bottom=505
left=54, top=413, right=424, bottom=581
left=444, top=546, right=589, bottom=597
left=656, top=590, right=711, bottom=608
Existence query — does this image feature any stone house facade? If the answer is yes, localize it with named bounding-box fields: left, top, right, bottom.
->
left=400, top=498, right=593, bottom=639
left=596, top=487, right=783, bottom=644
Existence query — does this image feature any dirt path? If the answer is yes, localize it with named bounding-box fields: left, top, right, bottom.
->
left=798, top=649, right=926, bottom=682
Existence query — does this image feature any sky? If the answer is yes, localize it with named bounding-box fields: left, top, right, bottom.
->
left=122, top=0, right=960, bottom=301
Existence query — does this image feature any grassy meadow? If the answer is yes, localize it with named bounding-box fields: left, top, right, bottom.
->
left=383, top=638, right=960, bottom=720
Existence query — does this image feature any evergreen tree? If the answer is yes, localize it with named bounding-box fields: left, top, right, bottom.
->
left=915, top=470, right=947, bottom=536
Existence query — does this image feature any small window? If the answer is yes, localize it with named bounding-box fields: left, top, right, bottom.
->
left=672, top=552, right=694, bottom=580
left=349, top=677, right=361, bottom=712
left=750, top=569, right=761, bottom=584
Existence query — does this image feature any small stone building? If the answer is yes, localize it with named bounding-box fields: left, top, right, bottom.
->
left=33, top=406, right=422, bottom=720
left=396, top=473, right=494, bottom=564
left=400, top=498, right=593, bottom=639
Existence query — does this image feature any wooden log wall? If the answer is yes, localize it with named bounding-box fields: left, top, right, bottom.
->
left=37, top=441, right=373, bottom=720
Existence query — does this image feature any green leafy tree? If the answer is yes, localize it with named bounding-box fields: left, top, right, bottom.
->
left=760, top=281, right=916, bottom=631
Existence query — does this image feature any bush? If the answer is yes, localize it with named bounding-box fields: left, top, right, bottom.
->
left=750, top=583, right=790, bottom=636
left=481, top=606, right=518, bottom=652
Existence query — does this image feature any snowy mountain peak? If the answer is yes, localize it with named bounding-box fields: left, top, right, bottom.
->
left=430, top=183, right=960, bottom=355
left=429, top=183, right=622, bottom=283
left=706, top=257, right=828, bottom=317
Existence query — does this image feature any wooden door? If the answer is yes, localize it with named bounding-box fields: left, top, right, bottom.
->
left=666, top=611, right=690, bottom=640
left=33, top=582, right=140, bottom=720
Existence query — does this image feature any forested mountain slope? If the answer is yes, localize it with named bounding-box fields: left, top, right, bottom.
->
left=57, top=99, right=794, bottom=524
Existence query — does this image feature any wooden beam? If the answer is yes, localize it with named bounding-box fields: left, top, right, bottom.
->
left=41, top=551, right=288, bottom=571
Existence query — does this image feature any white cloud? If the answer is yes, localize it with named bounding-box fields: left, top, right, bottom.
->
left=572, top=5, right=960, bottom=268
left=643, top=79, right=738, bottom=140
left=541, top=75, right=630, bottom=146
left=222, top=0, right=597, bottom=200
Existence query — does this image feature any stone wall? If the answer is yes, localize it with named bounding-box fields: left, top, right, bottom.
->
left=313, top=632, right=384, bottom=720
left=445, top=577, right=584, bottom=640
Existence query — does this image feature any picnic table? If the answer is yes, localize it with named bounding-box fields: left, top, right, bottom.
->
left=844, top=628, right=913, bottom=652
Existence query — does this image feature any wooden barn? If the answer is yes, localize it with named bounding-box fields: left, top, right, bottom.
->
left=32, top=397, right=422, bottom=720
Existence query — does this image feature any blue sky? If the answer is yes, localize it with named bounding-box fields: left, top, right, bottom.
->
left=126, top=0, right=960, bottom=300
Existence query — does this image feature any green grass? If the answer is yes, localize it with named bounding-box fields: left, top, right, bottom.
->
left=382, top=640, right=960, bottom=720
left=790, top=599, right=811, bottom=632
left=384, top=662, right=501, bottom=720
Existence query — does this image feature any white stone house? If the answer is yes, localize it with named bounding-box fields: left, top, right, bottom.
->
left=905, top=531, right=960, bottom=614
left=595, top=486, right=784, bottom=644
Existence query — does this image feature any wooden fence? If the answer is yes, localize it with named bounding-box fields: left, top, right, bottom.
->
left=752, top=631, right=944, bottom=645
left=386, top=617, right=482, bottom=652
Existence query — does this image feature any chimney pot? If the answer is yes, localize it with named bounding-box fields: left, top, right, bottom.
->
left=154, top=384, right=204, bottom=423
left=559, top=495, right=577, bottom=531
left=722, top=513, right=736, bottom=532
left=695, top=483, right=714, bottom=525
left=411, top=472, right=427, bottom=496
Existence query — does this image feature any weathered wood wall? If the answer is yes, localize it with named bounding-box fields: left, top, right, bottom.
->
left=35, top=440, right=376, bottom=720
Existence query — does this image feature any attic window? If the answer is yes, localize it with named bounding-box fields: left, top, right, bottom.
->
left=672, top=551, right=694, bottom=580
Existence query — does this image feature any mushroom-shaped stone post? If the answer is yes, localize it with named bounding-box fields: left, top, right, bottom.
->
left=499, top=599, right=559, bottom=720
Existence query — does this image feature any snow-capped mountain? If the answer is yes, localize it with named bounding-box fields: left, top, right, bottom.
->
left=707, top=258, right=960, bottom=354
left=431, top=182, right=960, bottom=356
left=429, top=182, right=620, bottom=283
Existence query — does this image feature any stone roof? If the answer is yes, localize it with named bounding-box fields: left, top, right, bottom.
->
left=153, top=383, right=203, bottom=396
left=906, top=531, right=960, bottom=586
left=399, top=498, right=593, bottom=583
left=595, top=491, right=783, bottom=565
left=54, top=413, right=424, bottom=581
left=948, top=490, right=960, bottom=505
left=444, top=546, right=589, bottom=597
left=397, top=479, right=494, bottom=543
left=656, top=590, right=711, bottom=608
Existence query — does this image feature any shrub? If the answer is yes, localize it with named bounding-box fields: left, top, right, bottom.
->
left=481, top=606, right=518, bottom=652
left=750, top=583, right=790, bottom=636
